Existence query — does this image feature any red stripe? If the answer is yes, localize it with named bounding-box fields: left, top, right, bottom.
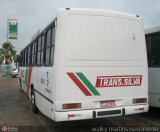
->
left=67, top=73, right=92, bottom=96
left=27, top=67, right=32, bottom=96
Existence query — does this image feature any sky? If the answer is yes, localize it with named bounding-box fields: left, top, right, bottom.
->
left=0, top=0, right=160, bottom=52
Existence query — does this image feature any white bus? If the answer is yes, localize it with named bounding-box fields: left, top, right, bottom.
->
left=18, top=8, right=148, bottom=122
left=145, top=26, right=160, bottom=108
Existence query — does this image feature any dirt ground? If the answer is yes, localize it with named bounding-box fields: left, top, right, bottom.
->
left=0, top=75, right=160, bottom=132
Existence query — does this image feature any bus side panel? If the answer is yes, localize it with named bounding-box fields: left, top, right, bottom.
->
left=149, top=68, right=160, bottom=107
left=19, top=67, right=29, bottom=94
left=18, top=62, right=55, bottom=120
left=34, top=67, right=54, bottom=119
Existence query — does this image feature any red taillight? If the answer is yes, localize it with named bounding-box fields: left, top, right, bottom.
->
left=133, top=98, right=147, bottom=104
left=63, top=103, right=81, bottom=109
left=68, top=114, right=76, bottom=118
left=139, top=108, right=144, bottom=111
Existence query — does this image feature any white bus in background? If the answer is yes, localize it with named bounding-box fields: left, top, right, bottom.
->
left=18, top=8, right=148, bottom=122
left=145, top=26, right=160, bottom=108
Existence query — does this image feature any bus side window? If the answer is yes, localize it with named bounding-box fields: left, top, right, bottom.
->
left=32, top=43, right=34, bottom=65
left=19, top=53, right=21, bottom=66
left=20, top=52, right=23, bottom=67
left=45, top=29, right=51, bottom=66
left=31, top=43, right=34, bottom=66
left=147, top=35, right=160, bottom=67
left=50, top=27, right=55, bottom=65
left=37, top=37, right=41, bottom=66
left=26, top=47, right=28, bottom=67
left=41, top=36, right=45, bottom=65
left=24, top=49, right=26, bottom=66
left=32, top=42, right=37, bottom=66
left=146, top=37, right=151, bottom=66
left=23, top=49, right=25, bottom=66
left=28, top=45, right=30, bottom=66
left=29, top=44, right=32, bottom=66
left=22, top=51, right=24, bottom=67
left=35, top=40, right=38, bottom=65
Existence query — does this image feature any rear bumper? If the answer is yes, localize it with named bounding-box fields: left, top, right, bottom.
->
left=54, top=104, right=148, bottom=122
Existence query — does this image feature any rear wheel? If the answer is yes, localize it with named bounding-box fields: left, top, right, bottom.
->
left=12, top=75, right=16, bottom=78
left=19, top=78, right=22, bottom=88
left=30, top=86, right=39, bottom=114
left=19, top=79, right=25, bottom=93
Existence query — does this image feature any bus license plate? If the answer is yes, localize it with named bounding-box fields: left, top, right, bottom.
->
left=100, top=100, right=116, bottom=107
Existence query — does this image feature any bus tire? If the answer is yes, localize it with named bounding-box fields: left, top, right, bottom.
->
left=19, top=79, right=25, bottom=93
left=30, top=86, right=39, bottom=114
left=19, top=78, right=22, bottom=88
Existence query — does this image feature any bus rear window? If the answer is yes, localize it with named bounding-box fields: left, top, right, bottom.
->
left=65, top=15, right=145, bottom=61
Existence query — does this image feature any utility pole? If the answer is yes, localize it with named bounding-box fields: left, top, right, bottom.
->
left=7, top=19, right=9, bottom=43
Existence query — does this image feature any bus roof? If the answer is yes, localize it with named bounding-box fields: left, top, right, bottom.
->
left=59, top=8, right=141, bottom=21
left=20, top=8, right=142, bottom=53
left=145, top=25, right=160, bottom=34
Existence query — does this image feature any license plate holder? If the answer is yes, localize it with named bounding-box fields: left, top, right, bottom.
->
left=100, top=100, right=116, bottom=107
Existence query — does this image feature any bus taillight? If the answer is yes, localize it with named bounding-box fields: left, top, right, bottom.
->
left=133, top=98, right=147, bottom=104
left=63, top=103, right=81, bottom=109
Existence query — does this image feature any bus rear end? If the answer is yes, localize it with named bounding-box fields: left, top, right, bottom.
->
left=54, top=8, right=148, bottom=121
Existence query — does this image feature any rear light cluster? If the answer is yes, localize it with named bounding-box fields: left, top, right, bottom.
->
left=63, top=103, right=81, bottom=109
left=133, top=98, right=147, bottom=104
left=139, top=108, right=144, bottom=111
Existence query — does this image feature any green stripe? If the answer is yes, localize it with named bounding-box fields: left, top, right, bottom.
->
left=25, top=68, right=28, bottom=83
left=21, top=79, right=27, bottom=85
left=76, top=72, right=100, bottom=96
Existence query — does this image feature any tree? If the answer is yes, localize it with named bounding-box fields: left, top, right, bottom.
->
left=0, top=48, right=3, bottom=64
left=0, top=42, right=17, bottom=64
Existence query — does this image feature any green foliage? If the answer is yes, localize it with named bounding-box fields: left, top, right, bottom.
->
left=0, top=42, right=17, bottom=64
left=0, top=48, right=3, bottom=64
